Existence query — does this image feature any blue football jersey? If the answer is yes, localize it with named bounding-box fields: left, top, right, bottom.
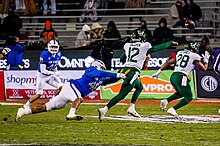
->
left=69, top=66, right=119, bottom=97
left=38, top=50, right=62, bottom=73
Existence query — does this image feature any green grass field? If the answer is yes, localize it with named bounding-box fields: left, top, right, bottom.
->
left=0, top=103, right=220, bottom=145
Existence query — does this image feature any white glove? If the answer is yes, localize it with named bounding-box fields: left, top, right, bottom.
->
left=2, top=47, right=11, bottom=55
left=116, top=73, right=126, bottom=79
left=202, top=51, right=210, bottom=64
left=151, top=69, right=162, bottom=79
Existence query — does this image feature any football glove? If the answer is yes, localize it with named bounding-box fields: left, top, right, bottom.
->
left=151, top=69, right=162, bottom=79
left=202, top=51, right=210, bottom=64
left=116, top=73, right=126, bottom=79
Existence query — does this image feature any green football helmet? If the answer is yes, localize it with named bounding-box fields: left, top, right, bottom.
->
left=130, top=29, right=147, bottom=43
left=185, top=41, right=199, bottom=53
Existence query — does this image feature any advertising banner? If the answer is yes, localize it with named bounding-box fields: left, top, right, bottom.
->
left=0, top=71, right=5, bottom=100
left=196, top=70, right=220, bottom=98
left=100, top=70, right=195, bottom=100
left=0, top=49, right=177, bottom=70
left=4, top=70, right=101, bottom=100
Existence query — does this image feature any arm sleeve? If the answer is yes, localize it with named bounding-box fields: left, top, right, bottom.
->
left=40, top=64, right=54, bottom=75
left=40, top=52, right=49, bottom=63
left=87, top=69, right=117, bottom=78
left=102, top=78, right=120, bottom=85
left=120, top=51, right=126, bottom=63
left=147, top=41, right=173, bottom=55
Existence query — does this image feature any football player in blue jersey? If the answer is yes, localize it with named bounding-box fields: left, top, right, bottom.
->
left=15, top=60, right=126, bottom=121
left=22, top=40, right=63, bottom=112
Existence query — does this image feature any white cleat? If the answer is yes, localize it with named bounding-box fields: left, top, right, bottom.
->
left=167, top=107, right=178, bottom=116
left=66, top=113, right=83, bottom=121
left=218, top=109, right=220, bottom=115
left=160, top=99, right=168, bottom=112
left=127, top=107, right=141, bottom=118
left=15, top=107, right=28, bottom=122
left=98, top=108, right=107, bottom=122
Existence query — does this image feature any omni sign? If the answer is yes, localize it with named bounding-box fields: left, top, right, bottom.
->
left=201, top=76, right=218, bottom=92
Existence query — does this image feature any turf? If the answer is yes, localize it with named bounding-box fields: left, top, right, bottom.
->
left=0, top=103, right=220, bottom=145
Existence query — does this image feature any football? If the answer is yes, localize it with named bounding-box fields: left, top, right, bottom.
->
left=185, top=19, right=195, bottom=30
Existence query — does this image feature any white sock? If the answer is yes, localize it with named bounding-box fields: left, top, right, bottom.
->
left=130, top=103, right=135, bottom=108
left=69, top=108, right=76, bottom=115
left=24, top=100, right=31, bottom=107
left=103, top=106, right=108, bottom=111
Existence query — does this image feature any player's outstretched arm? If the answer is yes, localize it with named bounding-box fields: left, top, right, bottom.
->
left=195, top=51, right=210, bottom=71
left=151, top=57, right=176, bottom=79
left=194, top=60, right=208, bottom=71
left=147, top=41, right=178, bottom=54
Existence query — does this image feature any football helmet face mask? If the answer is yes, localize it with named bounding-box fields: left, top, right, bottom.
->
left=185, top=41, right=199, bottom=54
left=130, top=29, right=147, bottom=43
left=48, top=40, right=59, bottom=54
left=91, top=60, right=106, bottom=70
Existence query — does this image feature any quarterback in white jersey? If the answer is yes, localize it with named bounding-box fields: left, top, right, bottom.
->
left=123, top=42, right=152, bottom=70
left=23, top=40, right=63, bottom=112
left=152, top=41, right=210, bottom=116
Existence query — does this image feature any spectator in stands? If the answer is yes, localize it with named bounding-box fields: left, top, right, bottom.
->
left=104, top=21, right=121, bottom=39
left=90, top=22, right=104, bottom=43
left=125, top=0, right=146, bottom=22
left=3, top=36, right=25, bottom=70
left=182, top=0, right=202, bottom=27
left=199, top=36, right=214, bottom=69
left=138, top=20, right=153, bottom=43
left=40, top=20, right=58, bottom=48
left=169, top=0, right=183, bottom=28
left=153, top=18, right=174, bottom=47
left=91, top=39, right=114, bottom=70
left=79, top=0, right=101, bottom=23
left=2, top=5, right=23, bottom=39
left=75, top=24, right=91, bottom=48
left=43, top=0, right=57, bottom=15
left=90, top=22, right=113, bottom=70
left=0, top=0, right=11, bottom=17
left=24, top=0, right=37, bottom=16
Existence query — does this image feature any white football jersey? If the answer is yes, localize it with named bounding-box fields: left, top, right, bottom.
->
left=174, top=49, right=201, bottom=75
left=123, top=42, right=152, bottom=70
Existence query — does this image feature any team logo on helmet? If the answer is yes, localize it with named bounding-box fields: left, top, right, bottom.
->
left=130, top=29, right=147, bottom=43
left=185, top=41, right=199, bottom=54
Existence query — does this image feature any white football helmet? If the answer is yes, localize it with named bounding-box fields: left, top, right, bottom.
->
left=91, top=60, right=106, bottom=70
left=48, top=40, right=59, bottom=54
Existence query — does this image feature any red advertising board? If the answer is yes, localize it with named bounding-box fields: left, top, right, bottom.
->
left=0, top=71, right=5, bottom=100
left=4, top=70, right=100, bottom=100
